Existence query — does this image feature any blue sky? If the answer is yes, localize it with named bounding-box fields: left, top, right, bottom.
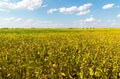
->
left=0, top=0, right=120, bottom=28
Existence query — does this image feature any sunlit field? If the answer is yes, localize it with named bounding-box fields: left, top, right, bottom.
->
left=0, top=28, right=120, bottom=79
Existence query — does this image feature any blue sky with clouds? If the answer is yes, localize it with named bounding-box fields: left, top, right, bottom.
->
left=0, top=0, right=120, bottom=28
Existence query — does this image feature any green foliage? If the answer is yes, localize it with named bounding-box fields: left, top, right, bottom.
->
left=0, top=28, right=120, bottom=79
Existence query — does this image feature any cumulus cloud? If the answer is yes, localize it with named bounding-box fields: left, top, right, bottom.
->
left=73, top=17, right=103, bottom=28
left=3, top=17, right=23, bottom=22
left=106, top=20, right=120, bottom=27
left=76, top=10, right=90, bottom=16
left=73, top=17, right=120, bottom=28
left=47, top=3, right=92, bottom=16
left=0, top=17, right=120, bottom=28
left=59, top=6, right=77, bottom=14
left=84, top=17, right=96, bottom=22
left=0, top=17, right=68, bottom=28
left=79, top=17, right=101, bottom=23
left=78, top=3, right=92, bottom=11
left=47, top=8, right=58, bottom=14
left=102, top=3, right=115, bottom=9
left=0, top=0, right=43, bottom=11
left=117, top=14, right=120, bottom=18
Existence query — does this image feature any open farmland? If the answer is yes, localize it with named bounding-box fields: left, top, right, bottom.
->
left=0, top=28, right=120, bottom=79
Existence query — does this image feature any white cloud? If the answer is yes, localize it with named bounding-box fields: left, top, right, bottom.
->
left=117, top=14, right=120, bottom=18
left=76, top=10, right=90, bottom=16
left=0, top=0, right=42, bottom=11
left=106, top=20, right=119, bottom=27
left=78, top=17, right=101, bottom=23
left=47, top=3, right=92, bottom=16
left=78, top=3, right=92, bottom=11
left=1, top=0, right=6, bottom=1
left=102, top=4, right=115, bottom=9
left=59, top=6, right=77, bottom=14
left=0, top=17, right=67, bottom=28
left=47, top=8, right=58, bottom=14
left=84, top=17, right=96, bottom=22
left=4, top=17, right=16, bottom=21
left=74, top=17, right=102, bottom=28
left=73, top=18, right=120, bottom=28
left=0, top=17, right=120, bottom=28
left=3, top=17, right=24, bottom=22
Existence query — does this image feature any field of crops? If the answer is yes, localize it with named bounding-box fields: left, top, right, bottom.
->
left=0, top=28, right=120, bottom=79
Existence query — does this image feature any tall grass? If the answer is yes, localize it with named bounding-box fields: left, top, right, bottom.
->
left=0, top=28, right=120, bottom=79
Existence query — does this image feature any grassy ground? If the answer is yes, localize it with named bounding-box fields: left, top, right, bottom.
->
left=0, top=28, right=120, bottom=79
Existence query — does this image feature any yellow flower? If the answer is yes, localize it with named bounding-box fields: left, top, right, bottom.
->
left=61, top=72, right=66, bottom=76
left=89, top=68, right=94, bottom=76
left=52, top=64, right=57, bottom=67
